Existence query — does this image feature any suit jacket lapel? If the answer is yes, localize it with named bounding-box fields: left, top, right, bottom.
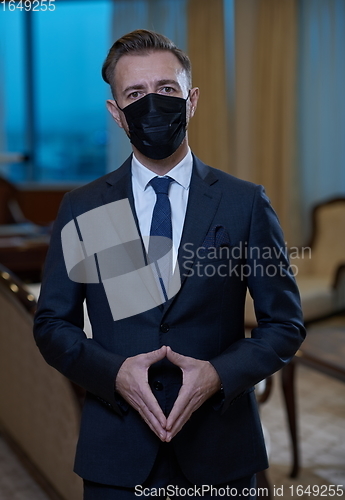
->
left=162, top=156, right=222, bottom=314
left=102, top=155, right=144, bottom=246
left=102, top=156, right=133, bottom=211
left=100, top=156, right=165, bottom=309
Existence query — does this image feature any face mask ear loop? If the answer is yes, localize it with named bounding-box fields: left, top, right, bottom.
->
left=115, top=100, right=124, bottom=112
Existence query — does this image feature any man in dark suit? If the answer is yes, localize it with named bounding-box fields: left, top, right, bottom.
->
left=34, top=30, right=305, bottom=499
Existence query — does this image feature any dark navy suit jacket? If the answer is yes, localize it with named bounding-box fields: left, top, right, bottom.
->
left=34, top=155, right=305, bottom=487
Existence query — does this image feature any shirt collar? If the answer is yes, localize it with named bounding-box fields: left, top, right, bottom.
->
left=131, top=148, right=193, bottom=192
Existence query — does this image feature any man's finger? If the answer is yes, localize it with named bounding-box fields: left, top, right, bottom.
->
left=137, top=405, right=167, bottom=441
left=124, top=381, right=167, bottom=429
left=138, top=402, right=167, bottom=441
left=166, top=402, right=195, bottom=442
left=166, top=346, right=188, bottom=368
left=140, top=383, right=167, bottom=428
left=126, top=385, right=167, bottom=440
left=166, top=386, right=193, bottom=431
left=142, top=345, right=167, bottom=367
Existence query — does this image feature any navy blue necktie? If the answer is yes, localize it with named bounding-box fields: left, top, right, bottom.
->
left=149, top=176, right=173, bottom=301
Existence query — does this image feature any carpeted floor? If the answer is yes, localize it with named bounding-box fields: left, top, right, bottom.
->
left=261, top=365, right=345, bottom=498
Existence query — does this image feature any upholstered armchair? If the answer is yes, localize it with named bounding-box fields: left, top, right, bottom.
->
left=246, top=197, right=345, bottom=327
left=292, top=198, right=345, bottom=323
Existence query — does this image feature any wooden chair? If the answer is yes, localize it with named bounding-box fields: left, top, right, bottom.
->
left=282, top=262, right=345, bottom=477
left=0, top=264, right=84, bottom=500
left=280, top=196, right=345, bottom=478
left=245, top=198, right=345, bottom=479
left=282, top=311, right=345, bottom=479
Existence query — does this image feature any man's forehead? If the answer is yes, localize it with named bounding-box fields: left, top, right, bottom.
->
left=114, top=51, right=187, bottom=88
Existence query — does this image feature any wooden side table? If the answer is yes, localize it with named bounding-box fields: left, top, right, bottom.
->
left=281, top=319, right=345, bottom=478
left=0, top=224, right=50, bottom=282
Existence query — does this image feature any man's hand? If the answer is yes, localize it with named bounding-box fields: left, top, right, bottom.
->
left=165, top=346, right=221, bottom=442
left=115, top=346, right=167, bottom=441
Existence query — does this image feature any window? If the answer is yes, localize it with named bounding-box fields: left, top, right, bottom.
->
left=0, top=0, right=113, bottom=182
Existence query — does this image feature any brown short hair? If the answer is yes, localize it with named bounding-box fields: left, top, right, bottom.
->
left=102, top=29, right=192, bottom=98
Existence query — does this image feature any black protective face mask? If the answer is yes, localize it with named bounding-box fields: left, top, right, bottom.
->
left=117, top=93, right=188, bottom=160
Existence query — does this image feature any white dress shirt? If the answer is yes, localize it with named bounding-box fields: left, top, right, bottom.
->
left=131, top=148, right=193, bottom=267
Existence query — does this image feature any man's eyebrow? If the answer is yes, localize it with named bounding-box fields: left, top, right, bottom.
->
left=122, top=79, right=181, bottom=95
left=155, top=79, right=181, bottom=88
left=122, top=84, right=146, bottom=95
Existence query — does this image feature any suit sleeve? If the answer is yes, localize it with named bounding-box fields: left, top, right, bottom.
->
left=210, top=185, right=306, bottom=413
left=33, top=192, right=126, bottom=415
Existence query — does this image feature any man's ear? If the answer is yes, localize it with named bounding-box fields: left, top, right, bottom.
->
left=106, top=100, right=124, bottom=129
left=189, top=87, right=199, bottom=118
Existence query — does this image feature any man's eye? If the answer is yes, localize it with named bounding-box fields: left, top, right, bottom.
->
left=129, top=91, right=142, bottom=99
left=162, top=87, right=174, bottom=93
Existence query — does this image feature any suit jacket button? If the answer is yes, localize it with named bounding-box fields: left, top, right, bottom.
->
left=160, top=323, right=170, bottom=333
left=153, top=381, right=163, bottom=391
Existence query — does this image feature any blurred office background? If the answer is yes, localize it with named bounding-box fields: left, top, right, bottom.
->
left=0, top=0, right=344, bottom=499
left=1, top=0, right=344, bottom=244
